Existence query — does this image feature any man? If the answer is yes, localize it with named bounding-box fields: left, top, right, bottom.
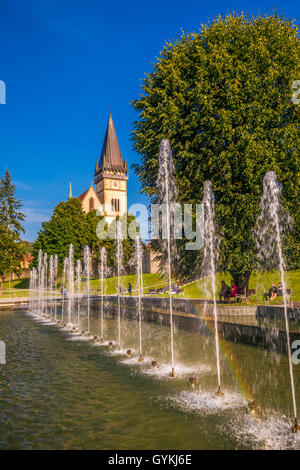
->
left=128, top=282, right=132, bottom=296
left=218, top=281, right=230, bottom=301
left=263, top=283, right=277, bottom=301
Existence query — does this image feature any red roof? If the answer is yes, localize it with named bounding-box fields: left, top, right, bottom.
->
left=78, top=189, right=88, bottom=201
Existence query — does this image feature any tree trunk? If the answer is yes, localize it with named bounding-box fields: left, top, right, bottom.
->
left=231, top=271, right=252, bottom=295
left=0, top=275, right=4, bottom=294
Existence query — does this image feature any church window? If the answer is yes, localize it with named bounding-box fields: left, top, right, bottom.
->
left=89, top=198, right=94, bottom=211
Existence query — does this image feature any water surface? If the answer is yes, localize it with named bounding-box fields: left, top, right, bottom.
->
left=0, top=307, right=299, bottom=450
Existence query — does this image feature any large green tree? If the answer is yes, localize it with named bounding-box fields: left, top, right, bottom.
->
left=33, top=197, right=138, bottom=275
left=132, top=12, right=300, bottom=290
left=32, top=198, right=89, bottom=265
left=0, top=169, right=26, bottom=286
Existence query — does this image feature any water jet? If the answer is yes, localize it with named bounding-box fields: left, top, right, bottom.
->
left=215, top=386, right=224, bottom=397
left=291, top=418, right=300, bottom=433
left=189, top=376, right=196, bottom=388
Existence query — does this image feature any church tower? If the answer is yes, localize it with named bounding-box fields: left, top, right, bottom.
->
left=94, top=113, right=128, bottom=223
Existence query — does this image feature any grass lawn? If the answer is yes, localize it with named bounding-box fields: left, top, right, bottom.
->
left=1, top=270, right=299, bottom=302
left=86, top=273, right=166, bottom=295
left=0, top=278, right=30, bottom=298
left=183, top=270, right=300, bottom=302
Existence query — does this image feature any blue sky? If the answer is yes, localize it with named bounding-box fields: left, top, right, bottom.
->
left=0, top=0, right=299, bottom=241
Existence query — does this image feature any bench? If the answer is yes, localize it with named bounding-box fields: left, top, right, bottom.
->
left=148, top=289, right=157, bottom=295
left=234, top=288, right=247, bottom=303
left=263, top=288, right=292, bottom=302
left=286, top=289, right=292, bottom=302
left=247, top=289, right=257, bottom=302
left=156, top=288, right=164, bottom=294
left=174, top=288, right=184, bottom=295
left=276, top=288, right=292, bottom=302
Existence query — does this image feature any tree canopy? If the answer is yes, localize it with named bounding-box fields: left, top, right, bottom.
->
left=32, top=197, right=137, bottom=274
left=131, top=12, right=300, bottom=288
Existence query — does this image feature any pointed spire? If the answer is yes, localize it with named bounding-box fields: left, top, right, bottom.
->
left=68, top=179, right=73, bottom=199
left=98, top=113, right=127, bottom=171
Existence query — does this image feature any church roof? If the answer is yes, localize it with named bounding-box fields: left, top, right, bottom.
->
left=98, top=113, right=127, bottom=172
left=78, top=189, right=88, bottom=201
left=78, top=184, right=102, bottom=204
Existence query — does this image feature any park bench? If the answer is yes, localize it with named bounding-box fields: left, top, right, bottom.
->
left=286, top=289, right=292, bottom=302
left=228, top=288, right=249, bottom=303
left=275, top=288, right=292, bottom=302
left=247, top=289, right=257, bottom=302
left=148, top=289, right=157, bottom=295
left=262, top=287, right=292, bottom=302
left=227, top=289, right=255, bottom=303
left=157, top=287, right=166, bottom=294
left=174, top=288, right=184, bottom=295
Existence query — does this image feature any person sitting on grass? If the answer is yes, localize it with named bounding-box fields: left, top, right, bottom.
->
left=218, top=281, right=230, bottom=301
left=263, top=283, right=278, bottom=301
left=227, top=280, right=238, bottom=302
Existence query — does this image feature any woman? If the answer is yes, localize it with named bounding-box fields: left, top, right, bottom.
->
left=227, top=280, right=238, bottom=302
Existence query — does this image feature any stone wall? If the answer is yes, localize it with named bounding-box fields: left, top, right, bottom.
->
left=98, top=295, right=299, bottom=353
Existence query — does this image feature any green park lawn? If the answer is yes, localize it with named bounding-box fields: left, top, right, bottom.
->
left=182, top=270, right=300, bottom=303
left=1, top=270, right=299, bottom=302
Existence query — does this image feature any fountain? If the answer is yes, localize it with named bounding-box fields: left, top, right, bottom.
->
left=61, top=257, right=68, bottom=323
left=156, top=139, right=178, bottom=377
left=67, top=244, right=74, bottom=326
left=54, top=255, right=58, bottom=321
left=116, top=221, right=123, bottom=350
left=255, top=171, right=298, bottom=433
left=37, top=249, right=43, bottom=314
left=135, top=236, right=144, bottom=362
left=76, top=259, right=82, bottom=330
left=24, top=167, right=300, bottom=449
left=29, top=267, right=37, bottom=313
left=202, top=181, right=222, bottom=397
left=83, top=246, right=91, bottom=335
left=49, top=255, right=54, bottom=318
left=99, top=247, right=107, bottom=343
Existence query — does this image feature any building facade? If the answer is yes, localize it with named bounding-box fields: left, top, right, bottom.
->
left=78, top=113, right=128, bottom=225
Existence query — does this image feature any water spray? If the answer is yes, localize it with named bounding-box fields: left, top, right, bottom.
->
left=255, top=172, right=298, bottom=433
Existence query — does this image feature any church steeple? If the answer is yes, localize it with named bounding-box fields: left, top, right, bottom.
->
left=94, top=113, right=128, bottom=221
left=97, top=113, right=127, bottom=172
left=68, top=179, right=73, bottom=199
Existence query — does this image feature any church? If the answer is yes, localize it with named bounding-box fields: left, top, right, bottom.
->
left=70, top=112, right=159, bottom=274
left=76, top=113, right=128, bottom=224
